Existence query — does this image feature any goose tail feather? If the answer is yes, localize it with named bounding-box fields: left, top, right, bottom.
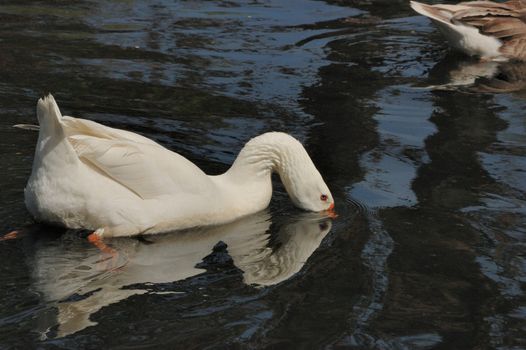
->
left=410, top=1, right=453, bottom=25
left=36, top=94, right=64, bottom=135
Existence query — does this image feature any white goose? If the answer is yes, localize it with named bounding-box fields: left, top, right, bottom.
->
left=410, top=0, right=526, bottom=61
left=24, top=95, right=334, bottom=239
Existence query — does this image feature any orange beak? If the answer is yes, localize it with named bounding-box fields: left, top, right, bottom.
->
left=325, top=202, right=338, bottom=219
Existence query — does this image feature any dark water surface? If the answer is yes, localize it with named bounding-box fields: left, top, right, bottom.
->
left=1, top=0, right=525, bottom=349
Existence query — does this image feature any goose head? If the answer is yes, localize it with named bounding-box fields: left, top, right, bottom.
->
left=281, top=158, right=334, bottom=213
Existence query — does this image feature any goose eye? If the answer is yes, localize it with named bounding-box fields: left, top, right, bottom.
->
left=320, top=194, right=328, bottom=201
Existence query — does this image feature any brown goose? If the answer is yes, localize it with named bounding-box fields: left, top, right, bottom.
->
left=410, top=0, right=526, bottom=61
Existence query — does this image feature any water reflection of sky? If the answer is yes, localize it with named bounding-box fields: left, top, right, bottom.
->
left=349, top=85, right=435, bottom=208
left=86, top=0, right=362, bottom=109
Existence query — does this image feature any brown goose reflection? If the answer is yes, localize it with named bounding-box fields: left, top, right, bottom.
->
left=31, top=210, right=332, bottom=338
left=471, top=61, right=526, bottom=94
left=423, top=54, right=526, bottom=94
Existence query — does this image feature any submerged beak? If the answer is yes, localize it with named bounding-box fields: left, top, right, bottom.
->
left=325, top=202, right=338, bottom=219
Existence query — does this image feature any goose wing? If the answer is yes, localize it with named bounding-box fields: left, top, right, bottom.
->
left=452, top=1, right=526, bottom=59
left=450, top=1, right=526, bottom=35
left=67, top=129, right=213, bottom=200
left=62, top=116, right=161, bottom=147
left=412, top=0, right=526, bottom=59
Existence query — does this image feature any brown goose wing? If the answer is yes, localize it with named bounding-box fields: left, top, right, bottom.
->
left=449, top=1, right=526, bottom=59
left=500, top=37, right=526, bottom=60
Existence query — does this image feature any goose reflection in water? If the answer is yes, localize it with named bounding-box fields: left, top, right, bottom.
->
left=422, top=54, right=526, bottom=95
left=29, top=210, right=333, bottom=338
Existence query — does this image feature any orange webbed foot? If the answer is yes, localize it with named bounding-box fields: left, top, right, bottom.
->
left=0, top=230, right=22, bottom=241
left=87, top=229, right=124, bottom=271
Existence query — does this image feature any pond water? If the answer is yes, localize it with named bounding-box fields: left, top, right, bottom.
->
left=1, top=0, right=525, bottom=348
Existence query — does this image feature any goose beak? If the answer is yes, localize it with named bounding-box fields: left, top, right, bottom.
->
left=325, top=202, right=338, bottom=219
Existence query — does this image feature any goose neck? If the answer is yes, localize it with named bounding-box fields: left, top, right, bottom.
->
left=227, top=132, right=306, bottom=181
